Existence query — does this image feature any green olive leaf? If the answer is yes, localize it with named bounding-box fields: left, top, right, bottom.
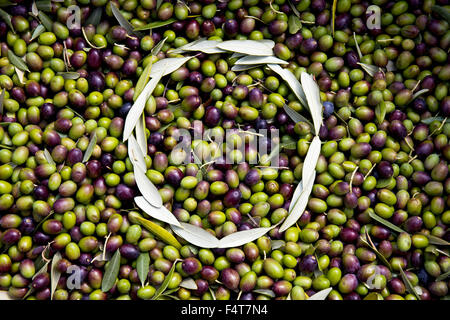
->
left=56, top=72, right=80, bottom=80
left=152, top=259, right=181, bottom=300
left=421, top=116, right=445, bottom=124
left=361, top=230, right=392, bottom=270
left=375, top=102, right=386, bottom=124
left=0, top=0, right=16, bottom=7
left=136, top=252, right=150, bottom=287
left=50, top=251, right=62, bottom=300
left=134, top=18, right=177, bottom=31
left=399, top=267, right=421, bottom=300
left=283, top=104, right=313, bottom=127
left=84, top=7, right=102, bottom=26
left=0, top=8, right=14, bottom=33
left=36, top=0, right=51, bottom=12
left=82, top=132, right=97, bottom=163
left=156, top=0, right=163, bottom=10
left=432, top=5, right=450, bottom=24
left=30, top=25, right=46, bottom=42
left=38, top=11, right=53, bottom=31
left=353, top=32, right=363, bottom=60
left=7, top=50, right=29, bottom=72
left=133, top=60, right=153, bottom=102
left=423, top=234, right=450, bottom=246
left=136, top=216, right=182, bottom=249
left=307, top=287, right=333, bottom=300
left=271, top=240, right=285, bottom=250
left=253, top=289, right=275, bottom=298
left=436, top=270, right=450, bottom=281
left=331, top=0, right=337, bottom=37
left=0, top=88, right=5, bottom=115
left=101, top=249, right=121, bottom=292
left=134, top=167, right=163, bottom=208
left=368, top=211, right=406, bottom=234
left=288, top=15, right=302, bottom=34
left=151, top=36, right=168, bottom=57
left=43, top=149, right=55, bottom=166
left=288, top=0, right=300, bottom=18
left=110, top=3, right=143, bottom=38
left=412, top=88, right=429, bottom=101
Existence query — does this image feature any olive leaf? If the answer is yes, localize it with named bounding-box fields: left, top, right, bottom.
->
left=156, top=0, right=163, bottom=10
left=36, top=0, right=51, bottom=12
left=231, top=64, right=260, bottom=72
left=423, top=234, right=450, bottom=246
left=170, top=38, right=225, bottom=55
left=0, top=291, right=14, bottom=300
left=421, top=116, right=446, bottom=125
left=432, top=5, right=450, bottom=24
left=357, top=62, right=379, bottom=77
left=268, top=64, right=308, bottom=108
left=151, top=36, right=168, bottom=56
left=43, top=149, right=55, bottom=166
left=136, top=216, right=182, bottom=249
left=280, top=171, right=316, bottom=233
left=82, top=132, right=97, bottom=163
left=171, top=222, right=219, bottom=248
left=30, top=25, right=46, bottom=42
left=134, top=166, right=163, bottom=208
left=38, top=11, right=53, bottom=31
left=152, top=259, right=180, bottom=300
left=127, top=134, right=147, bottom=173
left=84, top=7, right=102, bottom=26
left=110, top=2, right=143, bottom=38
left=399, top=267, right=421, bottom=300
left=283, top=104, right=312, bottom=127
left=271, top=240, right=285, bottom=250
left=253, top=289, right=275, bottom=298
left=217, top=224, right=279, bottom=248
left=0, top=0, right=15, bottom=7
left=136, top=252, right=150, bottom=287
left=179, top=278, right=198, bottom=290
left=331, top=0, right=337, bottom=37
left=289, top=181, right=304, bottom=213
left=7, top=50, right=29, bottom=72
left=0, top=8, right=14, bottom=33
left=0, top=88, right=5, bottom=115
left=235, top=55, right=288, bottom=65
left=135, top=113, right=147, bottom=157
left=436, top=270, right=450, bottom=281
left=301, top=136, right=321, bottom=190
left=101, top=249, right=121, bottom=292
left=14, top=67, right=25, bottom=85
left=50, top=251, right=62, bottom=300
left=150, top=56, right=193, bottom=79
left=135, top=196, right=181, bottom=227
left=56, top=72, right=80, bottom=80
left=217, top=40, right=275, bottom=56
left=288, top=0, right=300, bottom=18
left=412, top=89, right=429, bottom=100
left=386, top=60, right=396, bottom=72
left=123, top=66, right=165, bottom=142
left=353, top=32, right=363, bottom=60
left=360, top=229, right=392, bottom=270
left=375, top=102, right=386, bottom=124
left=133, top=61, right=153, bottom=100
left=368, top=211, right=406, bottom=234
left=307, top=287, right=332, bottom=300
left=134, top=18, right=177, bottom=31
left=288, top=15, right=302, bottom=34
left=300, top=72, right=324, bottom=136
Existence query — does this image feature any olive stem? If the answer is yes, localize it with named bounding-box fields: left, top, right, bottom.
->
left=82, top=27, right=106, bottom=50
left=243, top=15, right=265, bottom=24
left=349, top=166, right=359, bottom=192
left=102, top=232, right=112, bottom=261
left=269, top=1, right=283, bottom=14
left=408, top=155, right=417, bottom=164
left=363, top=163, right=376, bottom=180
left=237, top=290, right=243, bottom=300
left=428, top=117, right=448, bottom=138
